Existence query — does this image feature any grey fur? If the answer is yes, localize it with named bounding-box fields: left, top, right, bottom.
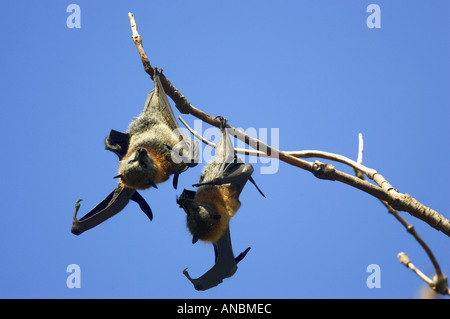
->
left=118, top=68, right=199, bottom=189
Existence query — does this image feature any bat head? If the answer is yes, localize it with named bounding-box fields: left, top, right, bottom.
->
left=118, top=147, right=157, bottom=190
left=177, top=192, right=223, bottom=243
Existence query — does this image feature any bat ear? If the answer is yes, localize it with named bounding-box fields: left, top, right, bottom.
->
left=105, top=130, right=130, bottom=159
left=176, top=189, right=197, bottom=206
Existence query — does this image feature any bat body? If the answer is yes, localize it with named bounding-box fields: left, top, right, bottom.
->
left=113, top=75, right=194, bottom=189
left=72, top=68, right=198, bottom=235
left=177, top=117, right=265, bottom=290
left=186, top=181, right=240, bottom=243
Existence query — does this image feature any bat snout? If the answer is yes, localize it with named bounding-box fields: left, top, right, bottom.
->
left=136, top=147, right=148, bottom=159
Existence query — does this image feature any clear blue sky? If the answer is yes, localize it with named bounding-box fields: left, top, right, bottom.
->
left=0, top=1, right=449, bottom=299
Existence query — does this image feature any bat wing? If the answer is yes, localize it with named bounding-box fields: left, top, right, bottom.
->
left=193, top=159, right=265, bottom=198
left=71, top=184, right=152, bottom=236
left=104, top=129, right=130, bottom=159
left=146, top=68, right=180, bottom=132
left=192, top=118, right=246, bottom=188
left=147, top=69, right=200, bottom=179
left=194, top=160, right=252, bottom=189
left=193, top=118, right=265, bottom=197
left=183, top=228, right=251, bottom=291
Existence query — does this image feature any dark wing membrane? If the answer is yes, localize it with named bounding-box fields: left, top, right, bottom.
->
left=193, top=161, right=254, bottom=196
left=182, top=228, right=250, bottom=291
left=131, top=191, right=153, bottom=221
left=193, top=157, right=265, bottom=197
left=71, top=184, right=151, bottom=235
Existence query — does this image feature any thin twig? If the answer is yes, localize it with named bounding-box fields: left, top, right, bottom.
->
left=389, top=199, right=449, bottom=295
left=398, top=252, right=449, bottom=295
left=356, top=134, right=448, bottom=296
left=357, top=133, right=364, bottom=165
left=386, top=202, right=443, bottom=278
left=390, top=203, right=450, bottom=296
left=354, top=133, right=365, bottom=179
left=398, top=252, right=435, bottom=286
left=287, top=149, right=369, bottom=175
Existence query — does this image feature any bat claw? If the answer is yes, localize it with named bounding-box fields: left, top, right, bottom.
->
left=182, top=268, right=194, bottom=282
left=214, top=116, right=228, bottom=129
left=148, top=180, right=158, bottom=189
left=173, top=173, right=179, bottom=189
left=183, top=268, right=205, bottom=291
left=249, top=177, right=266, bottom=198
left=73, top=199, right=83, bottom=220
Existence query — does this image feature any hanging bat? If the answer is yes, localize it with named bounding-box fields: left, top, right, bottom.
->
left=71, top=68, right=199, bottom=235
left=177, top=117, right=265, bottom=290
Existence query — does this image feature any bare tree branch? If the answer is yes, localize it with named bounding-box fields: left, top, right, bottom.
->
left=127, top=12, right=450, bottom=238
left=356, top=135, right=448, bottom=296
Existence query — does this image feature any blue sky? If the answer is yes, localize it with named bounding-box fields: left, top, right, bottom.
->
left=0, top=1, right=449, bottom=299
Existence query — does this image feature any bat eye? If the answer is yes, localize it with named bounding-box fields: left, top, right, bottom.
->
left=142, top=163, right=147, bottom=169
